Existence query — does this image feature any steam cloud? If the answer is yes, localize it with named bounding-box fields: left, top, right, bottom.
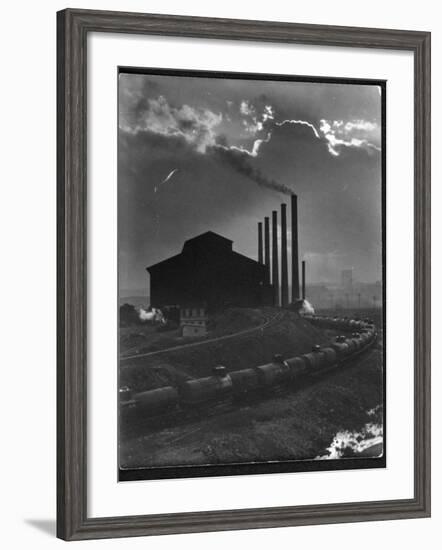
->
left=298, top=299, right=315, bottom=315
left=138, top=307, right=166, bottom=324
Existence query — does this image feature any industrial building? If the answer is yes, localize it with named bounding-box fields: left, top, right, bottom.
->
left=147, top=193, right=305, bottom=312
left=147, top=231, right=273, bottom=311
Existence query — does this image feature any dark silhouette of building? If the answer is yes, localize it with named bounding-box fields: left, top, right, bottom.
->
left=147, top=231, right=273, bottom=311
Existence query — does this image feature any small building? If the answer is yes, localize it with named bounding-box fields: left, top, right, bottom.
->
left=180, top=305, right=208, bottom=337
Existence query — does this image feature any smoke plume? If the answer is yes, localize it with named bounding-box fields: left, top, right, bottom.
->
left=212, top=145, right=294, bottom=196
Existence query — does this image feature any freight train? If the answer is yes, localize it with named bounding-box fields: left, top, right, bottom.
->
left=120, top=315, right=377, bottom=417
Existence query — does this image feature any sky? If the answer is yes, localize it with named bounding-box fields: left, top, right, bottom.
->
left=118, top=71, right=383, bottom=296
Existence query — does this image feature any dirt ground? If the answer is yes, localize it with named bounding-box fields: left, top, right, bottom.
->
left=120, top=307, right=334, bottom=392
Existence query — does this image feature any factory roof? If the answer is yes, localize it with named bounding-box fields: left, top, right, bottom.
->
left=146, top=231, right=256, bottom=273
left=181, top=231, right=233, bottom=252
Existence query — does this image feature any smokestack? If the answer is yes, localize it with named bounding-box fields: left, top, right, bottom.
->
left=264, top=216, right=270, bottom=282
left=272, top=210, right=280, bottom=307
left=280, top=203, right=288, bottom=307
left=302, top=260, right=306, bottom=300
left=291, top=194, right=300, bottom=302
left=258, top=222, right=263, bottom=264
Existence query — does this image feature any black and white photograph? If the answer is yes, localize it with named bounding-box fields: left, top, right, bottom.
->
left=118, top=68, right=386, bottom=481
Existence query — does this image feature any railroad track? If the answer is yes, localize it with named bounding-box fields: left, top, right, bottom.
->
left=120, top=310, right=286, bottom=364
left=122, top=334, right=379, bottom=437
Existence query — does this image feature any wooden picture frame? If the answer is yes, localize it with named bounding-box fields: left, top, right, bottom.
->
left=57, top=8, right=431, bottom=541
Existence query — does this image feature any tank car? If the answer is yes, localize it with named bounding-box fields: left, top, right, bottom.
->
left=285, top=356, right=308, bottom=381
left=133, top=386, right=179, bottom=415
left=302, top=348, right=328, bottom=370
left=320, top=347, right=338, bottom=365
left=228, top=368, right=261, bottom=397
left=256, top=355, right=290, bottom=388
left=180, top=367, right=232, bottom=406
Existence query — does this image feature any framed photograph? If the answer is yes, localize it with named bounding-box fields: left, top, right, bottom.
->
left=57, top=8, right=431, bottom=541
